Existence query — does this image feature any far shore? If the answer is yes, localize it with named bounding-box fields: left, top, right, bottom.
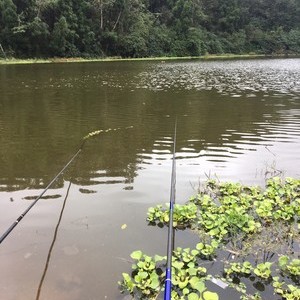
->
left=0, top=53, right=298, bottom=65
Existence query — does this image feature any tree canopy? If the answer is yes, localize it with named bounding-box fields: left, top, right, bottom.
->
left=0, top=0, right=300, bottom=58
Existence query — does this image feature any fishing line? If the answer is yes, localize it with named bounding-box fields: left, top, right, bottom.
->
left=35, top=180, right=72, bottom=300
left=0, top=126, right=133, bottom=245
left=34, top=126, right=133, bottom=299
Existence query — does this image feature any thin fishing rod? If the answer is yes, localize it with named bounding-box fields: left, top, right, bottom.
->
left=0, top=126, right=133, bottom=245
left=164, top=121, right=177, bottom=300
left=0, top=147, right=82, bottom=245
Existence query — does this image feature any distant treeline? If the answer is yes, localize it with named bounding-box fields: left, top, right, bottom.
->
left=0, top=0, right=300, bottom=58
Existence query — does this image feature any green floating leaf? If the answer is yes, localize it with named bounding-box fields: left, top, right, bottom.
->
left=196, top=243, right=204, bottom=250
left=130, top=250, right=142, bottom=260
left=173, top=261, right=184, bottom=269
left=149, top=274, right=159, bottom=290
left=189, top=276, right=206, bottom=293
left=122, top=273, right=135, bottom=293
left=203, top=291, right=219, bottom=300
left=211, top=239, right=219, bottom=248
left=183, top=287, right=190, bottom=295
left=188, top=292, right=200, bottom=300
left=122, top=273, right=131, bottom=282
left=154, top=254, right=165, bottom=262
left=139, top=271, right=148, bottom=279
left=278, top=255, right=289, bottom=268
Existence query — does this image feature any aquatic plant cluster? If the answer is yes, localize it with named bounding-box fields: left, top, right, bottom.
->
left=119, top=177, right=300, bottom=299
left=83, top=126, right=133, bottom=140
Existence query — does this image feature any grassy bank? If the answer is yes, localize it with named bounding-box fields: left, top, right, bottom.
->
left=1, top=53, right=296, bottom=65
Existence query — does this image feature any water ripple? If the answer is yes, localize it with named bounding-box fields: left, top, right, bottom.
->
left=136, top=59, right=300, bottom=96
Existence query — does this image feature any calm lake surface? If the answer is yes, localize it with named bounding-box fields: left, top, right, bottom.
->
left=0, top=58, right=300, bottom=300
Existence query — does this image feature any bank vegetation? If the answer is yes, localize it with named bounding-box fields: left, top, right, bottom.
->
left=0, top=0, right=300, bottom=59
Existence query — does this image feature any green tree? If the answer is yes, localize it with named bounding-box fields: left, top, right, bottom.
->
left=168, top=0, right=206, bottom=56
left=147, top=24, right=172, bottom=56
left=0, top=0, right=300, bottom=57
left=283, top=28, right=300, bottom=53
left=93, top=0, right=115, bottom=31
left=117, top=0, right=154, bottom=57
left=50, top=16, right=77, bottom=56
left=27, top=16, right=49, bottom=56
left=50, top=0, right=100, bottom=57
left=0, top=0, right=18, bottom=54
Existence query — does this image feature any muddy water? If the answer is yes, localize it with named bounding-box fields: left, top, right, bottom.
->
left=0, top=58, right=299, bottom=299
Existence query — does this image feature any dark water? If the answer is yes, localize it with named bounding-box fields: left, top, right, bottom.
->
left=0, top=58, right=299, bottom=300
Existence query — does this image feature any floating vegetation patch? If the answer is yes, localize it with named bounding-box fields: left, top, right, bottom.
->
left=23, top=194, right=62, bottom=200
left=79, top=188, right=97, bottom=194
left=124, top=186, right=134, bottom=190
left=119, top=177, right=300, bottom=299
left=83, top=126, right=134, bottom=140
left=136, top=60, right=300, bottom=96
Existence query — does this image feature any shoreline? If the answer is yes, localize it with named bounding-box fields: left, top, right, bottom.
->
left=0, top=53, right=299, bottom=65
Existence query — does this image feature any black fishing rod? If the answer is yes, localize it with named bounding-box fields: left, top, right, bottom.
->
left=0, top=146, right=83, bottom=245
left=0, top=126, right=133, bottom=245
left=164, top=121, right=177, bottom=300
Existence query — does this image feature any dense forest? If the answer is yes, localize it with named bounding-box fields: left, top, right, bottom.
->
left=0, top=0, right=300, bottom=58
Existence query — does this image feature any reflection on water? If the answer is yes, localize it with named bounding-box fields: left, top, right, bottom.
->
left=0, top=59, right=300, bottom=191
left=0, top=58, right=300, bottom=300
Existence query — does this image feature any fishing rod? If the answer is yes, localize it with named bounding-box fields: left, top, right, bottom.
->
left=0, top=148, right=82, bottom=245
left=0, top=126, right=133, bottom=245
left=162, top=123, right=229, bottom=299
left=164, top=121, right=177, bottom=300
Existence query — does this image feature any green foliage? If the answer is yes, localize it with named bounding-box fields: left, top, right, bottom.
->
left=255, top=177, right=300, bottom=222
left=0, top=0, right=17, bottom=31
left=119, top=250, right=162, bottom=298
left=196, top=240, right=219, bottom=258
left=0, top=0, right=18, bottom=54
left=273, top=277, right=300, bottom=300
left=224, top=261, right=253, bottom=276
left=118, top=0, right=154, bottom=58
left=253, top=262, right=273, bottom=279
left=119, top=248, right=218, bottom=299
left=1, top=0, right=300, bottom=57
left=147, top=203, right=197, bottom=227
left=148, top=177, right=300, bottom=246
left=121, top=177, right=300, bottom=300
left=27, top=17, right=49, bottom=56
left=279, top=256, right=300, bottom=277
left=50, top=16, right=77, bottom=57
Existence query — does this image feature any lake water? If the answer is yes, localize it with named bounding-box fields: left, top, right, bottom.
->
left=0, top=58, right=299, bottom=300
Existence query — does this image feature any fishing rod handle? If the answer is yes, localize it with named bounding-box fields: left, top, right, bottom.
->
left=164, top=268, right=172, bottom=300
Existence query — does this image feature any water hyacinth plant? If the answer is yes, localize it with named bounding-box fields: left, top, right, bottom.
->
left=119, top=247, right=219, bottom=300
left=120, top=177, right=300, bottom=300
left=147, top=203, right=198, bottom=228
